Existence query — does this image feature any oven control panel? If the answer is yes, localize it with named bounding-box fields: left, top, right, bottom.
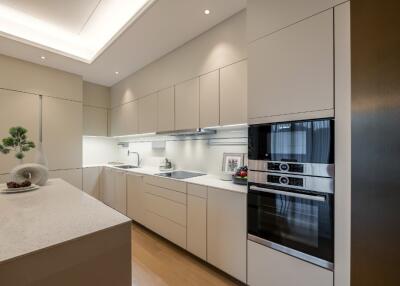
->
left=267, top=174, right=304, bottom=187
left=267, top=162, right=304, bottom=174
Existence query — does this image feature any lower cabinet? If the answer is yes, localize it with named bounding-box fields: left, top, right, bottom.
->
left=100, top=167, right=127, bottom=214
left=82, top=167, right=101, bottom=199
left=187, top=184, right=207, bottom=260
left=207, top=187, right=247, bottom=283
left=126, top=173, right=146, bottom=225
left=248, top=240, right=333, bottom=286
left=49, top=169, right=83, bottom=190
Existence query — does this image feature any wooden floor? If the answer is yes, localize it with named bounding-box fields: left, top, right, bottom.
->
left=131, top=223, right=241, bottom=286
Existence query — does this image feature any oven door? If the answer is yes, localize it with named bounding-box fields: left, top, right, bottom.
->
left=247, top=183, right=334, bottom=269
left=248, top=119, right=334, bottom=164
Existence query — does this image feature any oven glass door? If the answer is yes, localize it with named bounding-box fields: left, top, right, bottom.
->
left=248, top=119, right=334, bottom=164
left=248, top=184, right=334, bottom=264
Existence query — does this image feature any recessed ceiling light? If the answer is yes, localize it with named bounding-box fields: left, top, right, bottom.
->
left=115, top=71, right=119, bottom=75
left=204, top=9, right=210, bottom=15
left=40, top=56, right=46, bottom=60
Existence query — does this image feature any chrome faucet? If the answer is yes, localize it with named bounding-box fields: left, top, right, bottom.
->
left=128, top=151, right=140, bottom=167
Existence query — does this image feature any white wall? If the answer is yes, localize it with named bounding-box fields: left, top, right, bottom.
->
left=82, top=137, right=119, bottom=166
left=115, top=128, right=248, bottom=176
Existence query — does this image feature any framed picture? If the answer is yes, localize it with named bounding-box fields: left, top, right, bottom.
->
left=222, top=153, right=244, bottom=173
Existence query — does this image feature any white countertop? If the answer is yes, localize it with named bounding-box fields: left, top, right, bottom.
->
left=0, top=179, right=130, bottom=264
left=84, top=164, right=247, bottom=194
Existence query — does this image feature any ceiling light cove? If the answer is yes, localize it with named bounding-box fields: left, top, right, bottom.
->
left=0, top=0, right=155, bottom=63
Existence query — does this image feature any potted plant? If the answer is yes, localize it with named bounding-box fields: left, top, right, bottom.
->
left=0, top=127, right=35, bottom=162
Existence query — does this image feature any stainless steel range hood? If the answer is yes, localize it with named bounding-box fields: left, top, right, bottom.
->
left=156, top=128, right=216, bottom=136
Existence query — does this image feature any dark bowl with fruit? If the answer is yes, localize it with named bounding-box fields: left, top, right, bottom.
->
left=232, top=166, right=248, bottom=185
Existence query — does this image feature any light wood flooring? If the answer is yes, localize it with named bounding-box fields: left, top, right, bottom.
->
left=131, top=223, right=241, bottom=286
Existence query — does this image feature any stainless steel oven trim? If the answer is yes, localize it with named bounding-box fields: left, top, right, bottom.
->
left=248, top=160, right=334, bottom=178
left=248, top=234, right=334, bottom=271
left=249, top=185, right=326, bottom=202
left=248, top=171, right=334, bottom=194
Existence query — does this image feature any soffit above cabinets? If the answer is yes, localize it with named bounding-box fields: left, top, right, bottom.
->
left=0, top=0, right=246, bottom=86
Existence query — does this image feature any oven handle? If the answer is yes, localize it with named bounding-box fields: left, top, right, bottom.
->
left=249, top=185, right=326, bottom=202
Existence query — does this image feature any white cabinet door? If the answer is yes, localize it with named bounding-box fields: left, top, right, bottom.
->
left=101, top=167, right=114, bottom=206
left=207, top=187, right=247, bottom=282
left=175, top=78, right=199, bottom=131
left=220, top=60, right=247, bottom=126
left=187, top=194, right=207, bottom=260
left=83, top=167, right=100, bottom=199
left=113, top=170, right=127, bottom=214
left=111, top=101, right=138, bottom=136
left=49, top=169, right=83, bottom=189
left=0, top=90, right=39, bottom=174
left=83, top=106, right=108, bottom=136
left=42, top=96, right=82, bottom=170
left=248, top=240, right=333, bottom=286
left=127, top=173, right=145, bottom=225
left=248, top=10, right=334, bottom=123
left=157, top=87, right=175, bottom=132
left=138, top=93, right=157, bottom=134
left=247, top=0, right=334, bottom=43
left=199, top=70, right=219, bottom=128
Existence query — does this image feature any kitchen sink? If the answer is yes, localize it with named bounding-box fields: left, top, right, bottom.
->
left=114, top=165, right=138, bottom=169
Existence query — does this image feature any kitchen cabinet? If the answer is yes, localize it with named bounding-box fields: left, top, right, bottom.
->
left=127, top=173, right=146, bottom=225
left=0, top=89, right=39, bottom=174
left=247, top=0, right=334, bottom=43
left=111, top=100, right=138, bottom=136
left=248, top=10, right=334, bottom=124
left=83, top=167, right=101, bottom=199
left=83, top=106, right=108, bottom=136
left=143, top=176, right=187, bottom=248
left=220, top=60, right=247, bottom=126
left=199, top=70, right=219, bottom=128
left=248, top=240, right=333, bottom=286
left=83, top=81, right=110, bottom=108
left=42, top=96, right=82, bottom=170
left=100, top=167, right=127, bottom=214
left=49, top=169, right=83, bottom=190
left=207, top=187, right=246, bottom=282
left=175, top=78, right=199, bottom=131
left=157, top=87, right=175, bottom=132
left=187, top=184, right=207, bottom=260
left=138, top=93, right=157, bottom=134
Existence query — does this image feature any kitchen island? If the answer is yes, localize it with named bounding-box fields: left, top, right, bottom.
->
left=0, top=178, right=132, bottom=286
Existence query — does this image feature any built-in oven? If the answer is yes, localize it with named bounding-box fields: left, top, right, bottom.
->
left=247, top=119, right=334, bottom=270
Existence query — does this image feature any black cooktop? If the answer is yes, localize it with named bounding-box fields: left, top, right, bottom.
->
left=155, top=171, right=206, bottom=180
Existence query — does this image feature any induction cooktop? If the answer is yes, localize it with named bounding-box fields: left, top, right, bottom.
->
left=155, top=171, right=206, bottom=180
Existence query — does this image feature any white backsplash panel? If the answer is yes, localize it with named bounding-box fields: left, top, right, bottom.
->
left=83, top=136, right=119, bottom=166
left=117, top=127, right=248, bottom=176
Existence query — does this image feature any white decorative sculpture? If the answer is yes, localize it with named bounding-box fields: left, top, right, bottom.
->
left=10, top=163, right=49, bottom=186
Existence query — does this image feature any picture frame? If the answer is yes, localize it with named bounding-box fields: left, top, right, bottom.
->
left=222, top=153, right=244, bottom=173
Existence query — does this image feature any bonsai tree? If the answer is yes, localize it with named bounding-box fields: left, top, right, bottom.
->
left=0, top=127, right=35, bottom=160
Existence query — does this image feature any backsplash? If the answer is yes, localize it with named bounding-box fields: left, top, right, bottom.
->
left=83, top=127, right=248, bottom=176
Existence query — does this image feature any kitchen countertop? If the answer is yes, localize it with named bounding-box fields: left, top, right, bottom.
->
left=84, top=164, right=247, bottom=194
left=0, top=179, right=131, bottom=264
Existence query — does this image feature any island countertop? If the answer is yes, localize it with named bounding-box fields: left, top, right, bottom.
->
left=0, top=178, right=131, bottom=264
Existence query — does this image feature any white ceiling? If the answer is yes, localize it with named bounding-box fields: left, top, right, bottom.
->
left=0, top=0, right=246, bottom=86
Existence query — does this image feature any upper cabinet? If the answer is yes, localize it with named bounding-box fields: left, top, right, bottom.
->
left=175, top=78, right=199, bottom=131
left=247, top=0, right=335, bottom=43
left=111, top=101, right=138, bottom=136
left=42, top=96, right=82, bottom=170
left=199, top=70, right=220, bottom=128
left=138, top=93, right=157, bottom=134
left=83, top=106, right=108, bottom=136
left=248, top=10, right=334, bottom=123
left=220, top=60, right=247, bottom=126
left=157, top=87, right=175, bottom=132
left=82, top=82, right=110, bottom=108
left=0, top=90, right=39, bottom=174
